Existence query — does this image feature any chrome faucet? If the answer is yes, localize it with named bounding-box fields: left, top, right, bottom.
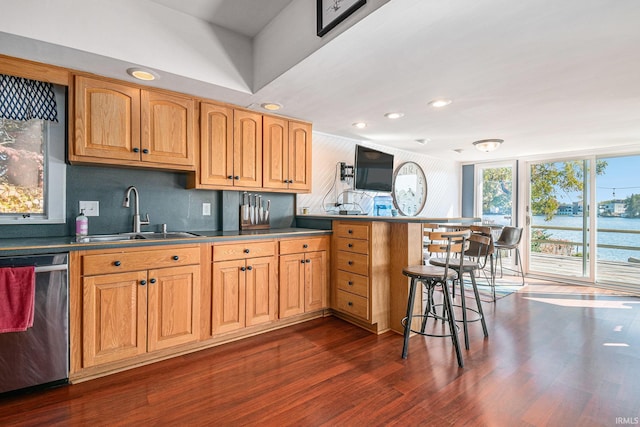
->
left=122, top=186, right=150, bottom=233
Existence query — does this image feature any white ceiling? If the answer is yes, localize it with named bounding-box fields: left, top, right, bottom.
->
left=5, top=0, right=640, bottom=162
left=147, top=0, right=640, bottom=162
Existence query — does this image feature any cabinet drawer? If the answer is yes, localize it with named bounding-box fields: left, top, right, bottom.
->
left=213, top=240, right=276, bottom=261
left=334, top=222, right=369, bottom=240
left=336, top=290, right=369, bottom=320
left=279, top=236, right=329, bottom=255
left=336, top=251, right=369, bottom=276
left=82, top=246, right=200, bottom=276
left=336, top=270, right=368, bottom=298
left=335, top=237, right=368, bottom=255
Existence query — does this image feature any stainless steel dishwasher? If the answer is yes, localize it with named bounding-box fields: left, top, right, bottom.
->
left=0, top=253, right=69, bottom=395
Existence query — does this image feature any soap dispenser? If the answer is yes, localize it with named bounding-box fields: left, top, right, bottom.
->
left=75, top=209, right=88, bottom=237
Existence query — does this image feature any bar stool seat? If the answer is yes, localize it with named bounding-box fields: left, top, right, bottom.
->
left=401, top=230, right=470, bottom=367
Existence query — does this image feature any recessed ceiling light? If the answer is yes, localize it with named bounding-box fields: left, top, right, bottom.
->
left=127, top=67, right=157, bottom=81
left=429, top=99, right=452, bottom=108
left=384, top=112, right=404, bottom=119
left=415, top=138, right=430, bottom=145
left=352, top=122, right=367, bottom=129
left=261, top=103, right=282, bottom=111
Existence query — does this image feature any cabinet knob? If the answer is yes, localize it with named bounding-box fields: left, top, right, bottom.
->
left=244, top=249, right=250, bottom=254
left=140, top=280, right=147, bottom=286
left=348, top=281, right=353, bottom=286
left=150, top=278, right=156, bottom=284
left=132, top=147, right=140, bottom=153
left=305, top=259, right=311, bottom=263
left=234, top=176, right=240, bottom=180
left=142, top=148, right=149, bottom=154
left=172, top=255, right=179, bottom=261
left=301, top=260, right=305, bottom=264
left=247, top=265, right=253, bottom=271
left=348, top=301, right=353, bottom=307
left=227, top=175, right=233, bottom=180
left=113, top=260, right=121, bottom=267
left=347, top=243, right=353, bottom=248
left=240, top=266, right=246, bottom=272
left=303, top=244, right=308, bottom=249
left=348, top=229, right=353, bottom=234
left=348, top=260, right=353, bottom=265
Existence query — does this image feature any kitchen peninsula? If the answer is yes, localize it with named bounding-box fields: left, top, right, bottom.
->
left=296, top=214, right=480, bottom=335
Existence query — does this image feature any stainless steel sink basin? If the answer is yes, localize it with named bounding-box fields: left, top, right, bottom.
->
left=74, top=231, right=200, bottom=243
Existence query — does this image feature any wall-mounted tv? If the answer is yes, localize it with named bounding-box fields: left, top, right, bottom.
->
left=354, top=145, right=394, bottom=192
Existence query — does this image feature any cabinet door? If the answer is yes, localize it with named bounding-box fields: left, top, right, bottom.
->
left=305, top=250, right=327, bottom=312
left=279, top=253, right=305, bottom=318
left=287, top=121, right=312, bottom=192
left=212, top=259, right=246, bottom=334
left=200, top=102, right=234, bottom=186
left=147, top=265, right=200, bottom=351
left=82, top=271, right=147, bottom=367
left=263, top=115, right=288, bottom=190
left=245, top=256, right=278, bottom=326
left=74, top=76, right=140, bottom=161
left=141, top=90, right=195, bottom=168
left=233, top=109, right=262, bottom=188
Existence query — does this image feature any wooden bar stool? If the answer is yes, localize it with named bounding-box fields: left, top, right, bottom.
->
left=401, top=230, right=470, bottom=367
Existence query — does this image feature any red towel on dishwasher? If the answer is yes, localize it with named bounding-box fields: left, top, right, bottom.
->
left=0, top=266, right=36, bottom=333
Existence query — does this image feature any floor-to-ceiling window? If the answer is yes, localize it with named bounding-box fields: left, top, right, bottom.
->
left=475, top=161, right=516, bottom=227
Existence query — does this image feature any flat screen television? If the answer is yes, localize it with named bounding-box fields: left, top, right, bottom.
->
left=354, top=145, right=394, bottom=192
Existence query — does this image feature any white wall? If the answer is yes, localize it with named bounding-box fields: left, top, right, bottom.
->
left=298, top=133, right=460, bottom=217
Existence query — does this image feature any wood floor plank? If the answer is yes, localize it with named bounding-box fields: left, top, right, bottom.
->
left=1, top=282, right=639, bottom=426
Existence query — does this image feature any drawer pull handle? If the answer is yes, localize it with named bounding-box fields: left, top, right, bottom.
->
left=348, top=281, right=353, bottom=286
left=140, top=280, right=147, bottom=286
left=241, top=266, right=246, bottom=272
left=348, top=261, right=353, bottom=265
left=113, top=261, right=121, bottom=267
left=348, top=301, right=353, bottom=307
left=247, top=265, right=253, bottom=271
left=244, top=249, right=250, bottom=254
left=173, top=255, right=179, bottom=261
left=303, top=244, right=308, bottom=249
left=347, top=243, right=353, bottom=248
left=150, top=278, right=156, bottom=284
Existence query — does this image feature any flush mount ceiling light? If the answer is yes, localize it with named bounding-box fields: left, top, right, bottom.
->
left=415, top=138, right=430, bottom=144
left=428, top=99, right=452, bottom=108
left=384, top=112, right=404, bottom=119
left=261, top=102, right=282, bottom=111
left=126, top=67, right=157, bottom=81
left=473, top=139, right=504, bottom=152
left=352, top=122, right=367, bottom=129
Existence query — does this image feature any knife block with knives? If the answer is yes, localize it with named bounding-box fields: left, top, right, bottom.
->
left=240, top=192, right=270, bottom=230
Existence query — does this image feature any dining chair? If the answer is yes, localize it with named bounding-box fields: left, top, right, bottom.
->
left=493, top=226, right=525, bottom=285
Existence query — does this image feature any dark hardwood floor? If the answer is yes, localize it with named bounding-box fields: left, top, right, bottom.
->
left=1, top=282, right=639, bottom=426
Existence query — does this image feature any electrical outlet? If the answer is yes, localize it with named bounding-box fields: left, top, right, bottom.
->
left=202, top=202, right=211, bottom=216
left=79, top=201, right=99, bottom=216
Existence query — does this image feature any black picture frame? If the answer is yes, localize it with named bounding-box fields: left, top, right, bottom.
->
left=317, top=0, right=366, bottom=37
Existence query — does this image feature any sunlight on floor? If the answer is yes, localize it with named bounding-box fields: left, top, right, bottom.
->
left=522, top=296, right=640, bottom=309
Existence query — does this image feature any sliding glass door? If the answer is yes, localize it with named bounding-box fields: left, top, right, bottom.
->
left=524, top=154, right=640, bottom=291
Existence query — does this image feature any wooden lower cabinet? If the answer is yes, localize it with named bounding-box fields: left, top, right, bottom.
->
left=279, top=237, right=329, bottom=319
left=211, top=240, right=278, bottom=335
left=74, top=246, right=201, bottom=370
left=211, top=256, right=277, bottom=334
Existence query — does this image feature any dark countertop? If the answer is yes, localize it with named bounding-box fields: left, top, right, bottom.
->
left=296, top=214, right=481, bottom=224
left=0, top=228, right=332, bottom=256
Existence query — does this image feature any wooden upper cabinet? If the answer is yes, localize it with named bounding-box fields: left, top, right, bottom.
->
left=263, top=116, right=312, bottom=192
left=74, top=76, right=141, bottom=162
left=233, top=109, right=262, bottom=188
left=141, top=90, right=196, bottom=167
left=195, top=104, right=261, bottom=188
left=72, top=75, right=196, bottom=170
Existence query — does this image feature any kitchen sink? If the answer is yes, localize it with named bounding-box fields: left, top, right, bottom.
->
left=74, top=231, right=200, bottom=243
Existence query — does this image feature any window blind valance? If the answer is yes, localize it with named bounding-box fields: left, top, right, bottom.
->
left=0, top=74, right=58, bottom=122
